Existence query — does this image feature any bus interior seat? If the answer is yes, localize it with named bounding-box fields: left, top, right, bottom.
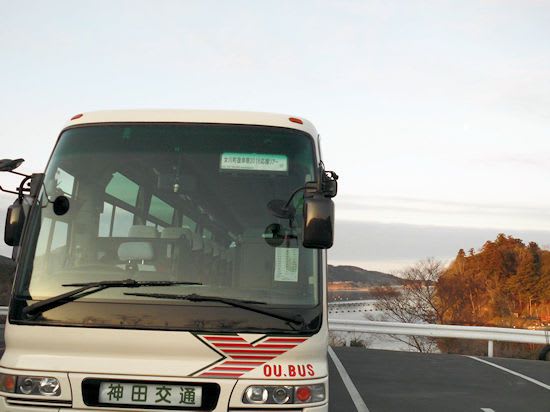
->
left=202, top=238, right=213, bottom=255
left=237, top=229, right=274, bottom=290
left=201, top=239, right=214, bottom=283
left=117, top=241, right=155, bottom=272
left=161, top=227, right=188, bottom=240
left=191, top=232, right=203, bottom=252
left=161, top=227, right=197, bottom=282
left=161, top=227, right=190, bottom=257
left=128, top=225, right=158, bottom=238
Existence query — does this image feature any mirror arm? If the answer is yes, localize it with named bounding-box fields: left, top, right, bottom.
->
left=0, top=174, right=33, bottom=197
left=9, top=170, right=30, bottom=178
left=281, top=166, right=338, bottom=209
left=0, top=185, right=19, bottom=195
left=283, top=186, right=306, bottom=210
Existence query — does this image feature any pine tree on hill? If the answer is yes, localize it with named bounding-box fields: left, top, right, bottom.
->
left=436, top=234, right=550, bottom=328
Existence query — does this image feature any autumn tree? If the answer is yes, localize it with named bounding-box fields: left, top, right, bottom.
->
left=437, top=235, right=550, bottom=328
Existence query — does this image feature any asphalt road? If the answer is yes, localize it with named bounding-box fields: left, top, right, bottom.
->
left=329, top=347, right=550, bottom=412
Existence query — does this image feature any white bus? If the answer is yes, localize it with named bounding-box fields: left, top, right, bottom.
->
left=0, top=110, right=337, bottom=412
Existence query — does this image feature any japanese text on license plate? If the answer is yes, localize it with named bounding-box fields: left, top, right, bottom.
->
left=99, top=382, right=202, bottom=407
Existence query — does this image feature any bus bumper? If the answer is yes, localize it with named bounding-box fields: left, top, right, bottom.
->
left=0, top=397, right=328, bottom=412
left=0, top=396, right=62, bottom=411
left=303, top=405, right=329, bottom=412
left=228, top=405, right=328, bottom=411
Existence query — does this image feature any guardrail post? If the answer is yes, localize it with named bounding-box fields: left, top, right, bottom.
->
left=345, top=332, right=351, bottom=347
left=487, top=340, right=494, bottom=357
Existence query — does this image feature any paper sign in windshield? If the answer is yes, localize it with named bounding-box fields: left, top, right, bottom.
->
left=220, top=153, right=288, bottom=172
left=274, top=247, right=299, bottom=282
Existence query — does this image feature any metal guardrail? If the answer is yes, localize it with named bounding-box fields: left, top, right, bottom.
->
left=329, top=319, right=550, bottom=357
left=329, top=300, right=372, bottom=306
left=1, top=305, right=547, bottom=358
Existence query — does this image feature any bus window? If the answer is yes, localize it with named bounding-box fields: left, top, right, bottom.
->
left=146, top=220, right=164, bottom=232
left=111, top=207, right=134, bottom=237
left=50, top=221, right=68, bottom=251
left=181, top=214, right=197, bottom=231
left=98, top=202, right=136, bottom=238
left=98, top=202, right=113, bottom=237
left=105, top=172, right=139, bottom=207
left=203, top=228, right=212, bottom=240
left=149, top=195, right=174, bottom=225
left=54, top=167, right=75, bottom=197
left=35, top=217, right=52, bottom=257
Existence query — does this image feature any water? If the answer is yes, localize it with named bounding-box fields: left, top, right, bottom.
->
left=328, top=300, right=427, bottom=352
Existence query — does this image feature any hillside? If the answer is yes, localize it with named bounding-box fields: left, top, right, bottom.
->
left=328, top=265, right=403, bottom=286
left=440, top=234, right=550, bottom=327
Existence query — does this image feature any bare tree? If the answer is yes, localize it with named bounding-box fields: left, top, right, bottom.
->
left=369, top=258, right=446, bottom=352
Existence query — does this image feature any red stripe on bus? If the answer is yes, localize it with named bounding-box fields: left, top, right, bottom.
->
left=255, top=344, right=298, bottom=349
left=224, top=350, right=285, bottom=355
left=211, top=343, right=254, bottom=348
left=204, top=336, right=246, bottom=341
left=223, top=361, right=265, bottom=365
left=211, top=366, right=255, bottom=371
left=200, top=372, right=242, bottom=377
left=264, top=338, right=307, bottom=343
left=231, top=355, right=277, bottom=360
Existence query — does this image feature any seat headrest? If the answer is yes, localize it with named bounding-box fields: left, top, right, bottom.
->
left=212, top=242, right=220, bottom=257
left=202, top=238, right=213, bottom=254
left=191, top=232, right=203, bottom=251
left=128, top=225, right=158, bottom=238
left=118, top=242, right=154, bottom=261
left=161, top=227, right=185, bottom=239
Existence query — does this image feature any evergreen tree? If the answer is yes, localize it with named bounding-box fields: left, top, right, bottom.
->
left=436, top=235, right=549, bottom=327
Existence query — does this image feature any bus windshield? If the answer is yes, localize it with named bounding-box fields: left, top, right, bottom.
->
left=12, top=123, right=322, bottom=333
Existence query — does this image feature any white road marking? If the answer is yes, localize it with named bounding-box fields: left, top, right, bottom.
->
left=480, top=408, right=495, bottom=412
left=328, top=346, right=370, bottom=412
left=468, top=356, right=550, bottom=391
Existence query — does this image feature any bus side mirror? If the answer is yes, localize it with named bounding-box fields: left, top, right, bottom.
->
left=302, top=194, right=334, bottom=249
left=5, top=199, right=25, bottom=247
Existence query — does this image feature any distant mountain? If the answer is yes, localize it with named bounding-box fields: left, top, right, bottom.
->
left=328, top=265, right=403, bottom=286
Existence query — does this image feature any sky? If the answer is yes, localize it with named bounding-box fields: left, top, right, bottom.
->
left=1, top=0, right=550, bottom=272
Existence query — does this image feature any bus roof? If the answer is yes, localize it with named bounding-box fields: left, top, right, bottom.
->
left=63, top=109, right=319, bottom=139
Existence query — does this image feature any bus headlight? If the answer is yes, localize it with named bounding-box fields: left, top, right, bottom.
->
left=244, top=386, right=268, bottom=404
left=272, top=386, right=292, bottom=404
left=243, top=383, right=325, bottom=405
left=38, top=377, right=61, bottom=396
left=18, top=376, right=61, bottom=396
left=18, top=377, right=35, bottom=394
left=0, top=374, right=61, bottom=396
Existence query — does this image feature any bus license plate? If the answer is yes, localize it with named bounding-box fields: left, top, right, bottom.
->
left=99, top=382, right=202, bottom=407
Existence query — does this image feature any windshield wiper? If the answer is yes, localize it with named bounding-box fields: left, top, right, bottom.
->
left=22, top=279, right=202, bottom=318
left=124, top=292, right=305, bottom=326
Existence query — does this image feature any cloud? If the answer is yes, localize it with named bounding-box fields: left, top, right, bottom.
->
left=336, top=195, right=550, bottom=231
left=330, top=218, right=550, bottom=272
left=480, top=153, right=550, bottom=170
